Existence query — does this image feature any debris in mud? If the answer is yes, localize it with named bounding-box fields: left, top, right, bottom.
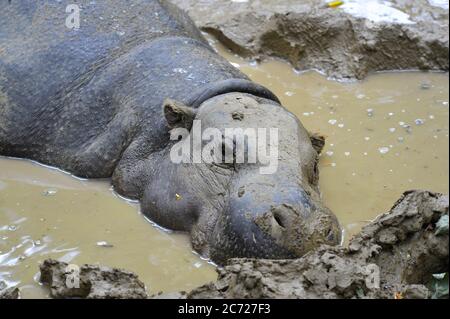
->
left=172, top=0, right=449, bottom=80
left=186, top=190, right=449, bottom=299
left=39, top=259, right=148, bottom=299
left=0, top=281, right=19, bottom=299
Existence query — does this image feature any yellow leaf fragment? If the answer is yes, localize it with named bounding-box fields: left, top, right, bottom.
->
left=327, top=1, right=344, bottom=8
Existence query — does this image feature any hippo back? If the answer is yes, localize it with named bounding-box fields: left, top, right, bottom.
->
left=0, top=0, right=254, bottom=176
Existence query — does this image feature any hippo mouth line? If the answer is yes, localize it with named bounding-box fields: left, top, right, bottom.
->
left=183, top=78, right=281, bottom=109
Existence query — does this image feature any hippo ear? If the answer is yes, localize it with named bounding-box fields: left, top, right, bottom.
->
left=163, top=99, right=196, bottom=130
left=309, top=132, right=326, bottom=154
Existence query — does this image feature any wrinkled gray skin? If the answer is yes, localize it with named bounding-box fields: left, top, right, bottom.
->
left=0, top=0, right=341, bottom=264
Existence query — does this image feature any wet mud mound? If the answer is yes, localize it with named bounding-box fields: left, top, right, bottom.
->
left=39, top=259, right=148, bottom=299
left=0, top=281, right=19, bottom=299
left=172, top=0, right=449, bottom=80
left=187, top=191, right=449, bottom=299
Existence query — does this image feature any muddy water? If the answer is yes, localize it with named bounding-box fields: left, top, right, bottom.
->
left=210, top=37, right=449, bottom=242
left=0, top=158, right=216, bottom=298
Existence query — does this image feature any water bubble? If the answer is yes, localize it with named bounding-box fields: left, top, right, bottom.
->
left=328, top=119, right=337, bottom=125
left=43, top=189, right=58, bottom=196
left=326, top=151, right=334, bottom=156
left=357, top=94, right=366, bottom=99
left=331, top=163, right=337, bottom=167
left=389, top=128, right=396, bottom=133
left=397, top=137, right=405, bottom=143
left=402, top=124, right=412, bottom=134
left=285, top=91, right=295, bottom=97
left=193, top=262, right=203, bottom=268
left=344, top=152, right=351, bottom=156
left=414, top=119, right=425, bottom=125
left=96, top=241, right=114, bottom=248
left=364, top=137, right=371, bottom=141
left=338, top=123, right=345, bottom=128
left=367, top=108, right=374, bottom=117
left=429, top=115, right=435, bottom=119
left=420, top=82, right=431, bottom=90
left=378, top=147, right=390, bottom=154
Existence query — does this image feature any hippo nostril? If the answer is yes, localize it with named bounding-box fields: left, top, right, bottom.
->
left=273, top=211, right=286, bottom=229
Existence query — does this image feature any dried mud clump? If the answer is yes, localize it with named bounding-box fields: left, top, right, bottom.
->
left=39, top=259, right=148, bottom=299
left=187, top=191, right=449, bottom=299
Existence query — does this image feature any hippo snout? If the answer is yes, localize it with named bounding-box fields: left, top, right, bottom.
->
left=210, top=182, right=342, bottom=263
left=254, top=203, right=341, bottom=257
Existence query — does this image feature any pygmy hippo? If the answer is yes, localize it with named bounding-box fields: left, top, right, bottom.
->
left=0, top=0, right=341, bottom=264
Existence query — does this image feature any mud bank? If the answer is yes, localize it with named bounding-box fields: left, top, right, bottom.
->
left=172, top=0, right=449, bottom=80
left=39, top=259, right=148, bottom=299
left=0, top=281, right=19, bottom=299
left=186, top=190, right=449, bottom=299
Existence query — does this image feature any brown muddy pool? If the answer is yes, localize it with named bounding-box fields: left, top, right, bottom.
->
left=0, top=158, right=217, bottom=298
left=210, top=37, right=449, bottom=241
left=1, top=41, right=449, bottom=299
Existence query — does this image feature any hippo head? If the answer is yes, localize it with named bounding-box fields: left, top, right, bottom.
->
left=141, top=91, right=341, bottom=264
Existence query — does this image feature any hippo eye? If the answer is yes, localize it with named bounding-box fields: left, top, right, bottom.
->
left=221, top=137, right=236, bottom=164
left=211, top=135, right=236, bottom=169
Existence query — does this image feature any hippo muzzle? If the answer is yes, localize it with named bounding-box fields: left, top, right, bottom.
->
left=209, top=175, right=342, bottom=263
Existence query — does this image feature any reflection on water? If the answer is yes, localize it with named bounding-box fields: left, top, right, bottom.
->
left=0, top=158, right=216, bottom=298
left=209, top=36, right=449, bottom=242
